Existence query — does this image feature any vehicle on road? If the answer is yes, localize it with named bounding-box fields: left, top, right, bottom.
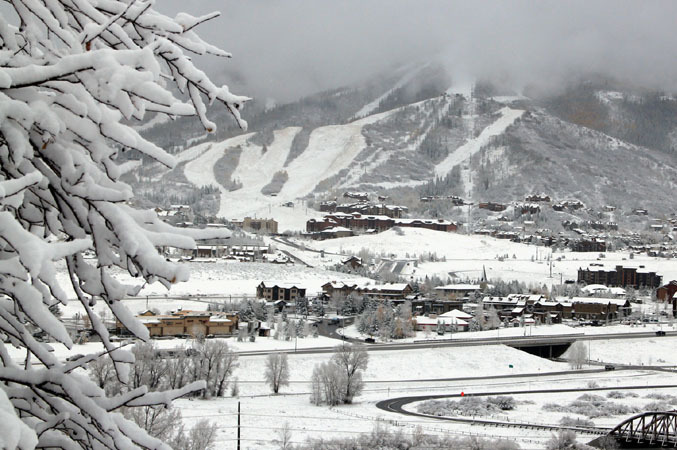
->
left=604, top=364, right=616, bottom=371
left=656, top=330, right=666, bottom=336
left=364, top=337, right=375, bottom=343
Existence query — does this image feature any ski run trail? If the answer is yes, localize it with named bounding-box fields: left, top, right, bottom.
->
left=434, top=106, right=524, bottom=180
left=183, top=110, right=395, bottom=227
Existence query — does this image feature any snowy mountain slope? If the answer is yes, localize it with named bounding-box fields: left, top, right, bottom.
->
left=128, top=69, right=677, bottom=227
left=353, top=64, right=428, bottom=119
left=464, top=108, right=677, bottom=209
left=279, top=109, right=397, bottom=199
left=184, top=133, right=253, bottom=193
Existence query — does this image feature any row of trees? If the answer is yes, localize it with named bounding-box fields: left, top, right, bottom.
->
left=356, top=301, right=415, bottom=340
left=89, top=340, right=238, bottom=399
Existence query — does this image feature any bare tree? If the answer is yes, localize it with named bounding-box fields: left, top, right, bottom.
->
left=265, top=353, right=290, bottom=394
left=129, top=342, right=166, bottom=391
left=192, top=340, right=239, bottom=398
left=170, top=420, right=218, bottom=450
left=88, top=356, right=117, bottom=395
left=277, top=422, right=293, bottom=450
left=331, top=343, right=369, bottom=404
left=125, top=406, right=183, bottom=445
left=567, top=341, right=588, bottom=370
left=166, top=348, right=191, bottom=390
left=310, top=361, right=345, bottom=406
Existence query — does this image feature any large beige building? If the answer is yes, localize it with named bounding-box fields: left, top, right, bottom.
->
left=232, top=217, right=278, bottom=234
left=116, top=310, right=238, bottom=337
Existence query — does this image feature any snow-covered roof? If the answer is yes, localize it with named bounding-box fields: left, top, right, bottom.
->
left=322, top=226, right=352, bottom=233
left=435, top=284, right=481, bottom=291
left=439, top=309, right=473, bottom=319
left=259, top=281, right=305, bottom=289
left=415, top=316, right=468, bottom=326
left=138, top=317, right=161, bottom=324
left=556, top=296, right=629, bottom=306
left=483, top=296, right=519, bottom=305
left=209, top=316, right=233, bottom=323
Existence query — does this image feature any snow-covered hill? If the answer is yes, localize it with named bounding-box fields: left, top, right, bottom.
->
left=127, top=70, right=677, bottom=230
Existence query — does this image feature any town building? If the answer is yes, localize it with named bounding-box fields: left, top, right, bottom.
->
left=321, top=281, right=413, bottom=300
left=577, top=265, right=662, bottom=288
left=116, top=310, right=238, bottom=337
left=478, top=202, right=507, bottom=212
left=657, top=281, right=677, bottom=302
left=434, top=284, right=483, bottom=301
left=231, top=217, right=278, bottom=234
left=256, top=282, right=306, bottom=302
left=306, top=213, right=458, bottom=236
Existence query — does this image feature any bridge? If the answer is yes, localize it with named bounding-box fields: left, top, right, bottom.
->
left=594, top=411, right=677, bottom=448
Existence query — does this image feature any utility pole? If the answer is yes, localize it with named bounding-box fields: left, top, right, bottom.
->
left=237, top=401, right=241, bottom=450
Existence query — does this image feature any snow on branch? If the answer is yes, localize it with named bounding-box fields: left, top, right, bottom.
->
left=0, top=1, right=248, bottom=447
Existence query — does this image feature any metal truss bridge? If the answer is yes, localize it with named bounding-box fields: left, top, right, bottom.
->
left=602, top=411, right=677, bottom=448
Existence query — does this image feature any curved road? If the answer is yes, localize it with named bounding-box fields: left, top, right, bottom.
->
left=375, top=383, right=677, bottom=436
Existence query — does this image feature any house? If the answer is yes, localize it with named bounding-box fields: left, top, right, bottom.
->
left=570, top=238, right=607, bottom=253
left=321, top=281, right=359, bottom=299
left=156, top=205, right=194, bottom=224
left=414, top=315, right=468, bottom=333
left=552, top=200, right=585, bottom=211
left=395, top=218, right=458, bottom=232
left=306, top=213, right=458, bottom=237
left=361, top=283, right=413, bottom=300
left=320, top=200, right=337, bottom=212
left=318, top=226, right=355, bottom=240
left=561, top=297, right=631, bottom=321
left=435, top=284, right=482, bottom=301
left=117, top=310, right=238, bottom=337
left=256, top=282, right=306, bottom=302
left=439, top=309, right=473, bottom=321
left=581, top=284, right=626, bottom=298
left=320, top=281, right=413, bottom=301
left=657, top=281, right=677, bottom=302
left=578, top=265, right=662, bottom=288
left=525, top=194, right=551, bottom=202
left=341, top=256, right=363, bottom=270
left=478, top=202, right=507, bottom=212
left=343, top=191, right=369, bottom=201
left=410, top=298, right=465, bottom=315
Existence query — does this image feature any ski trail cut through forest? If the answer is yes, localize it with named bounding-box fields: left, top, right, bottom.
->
left=434, top=107, right=524, bottom=180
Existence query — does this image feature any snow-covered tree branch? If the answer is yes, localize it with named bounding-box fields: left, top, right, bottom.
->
left=0, top=1, right=247, bottom=447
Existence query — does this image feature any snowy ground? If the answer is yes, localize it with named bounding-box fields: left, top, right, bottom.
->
left=170, top=342, right=677, bottom=450
left=300, top=227, right=677, bottom=285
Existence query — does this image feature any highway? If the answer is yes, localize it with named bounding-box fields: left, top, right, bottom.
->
left=236, top=326, right=676, bottom=357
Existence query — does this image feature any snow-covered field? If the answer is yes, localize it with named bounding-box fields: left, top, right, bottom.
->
left=171, top=341, right=677, bottom=449
left=301, top=227, right=677, bottom=285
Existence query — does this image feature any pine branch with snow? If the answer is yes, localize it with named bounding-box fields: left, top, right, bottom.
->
left=0, top=1, right=247, bottom=447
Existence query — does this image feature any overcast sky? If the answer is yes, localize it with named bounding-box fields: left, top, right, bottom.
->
left=158, top=1, right=676, bottom=102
